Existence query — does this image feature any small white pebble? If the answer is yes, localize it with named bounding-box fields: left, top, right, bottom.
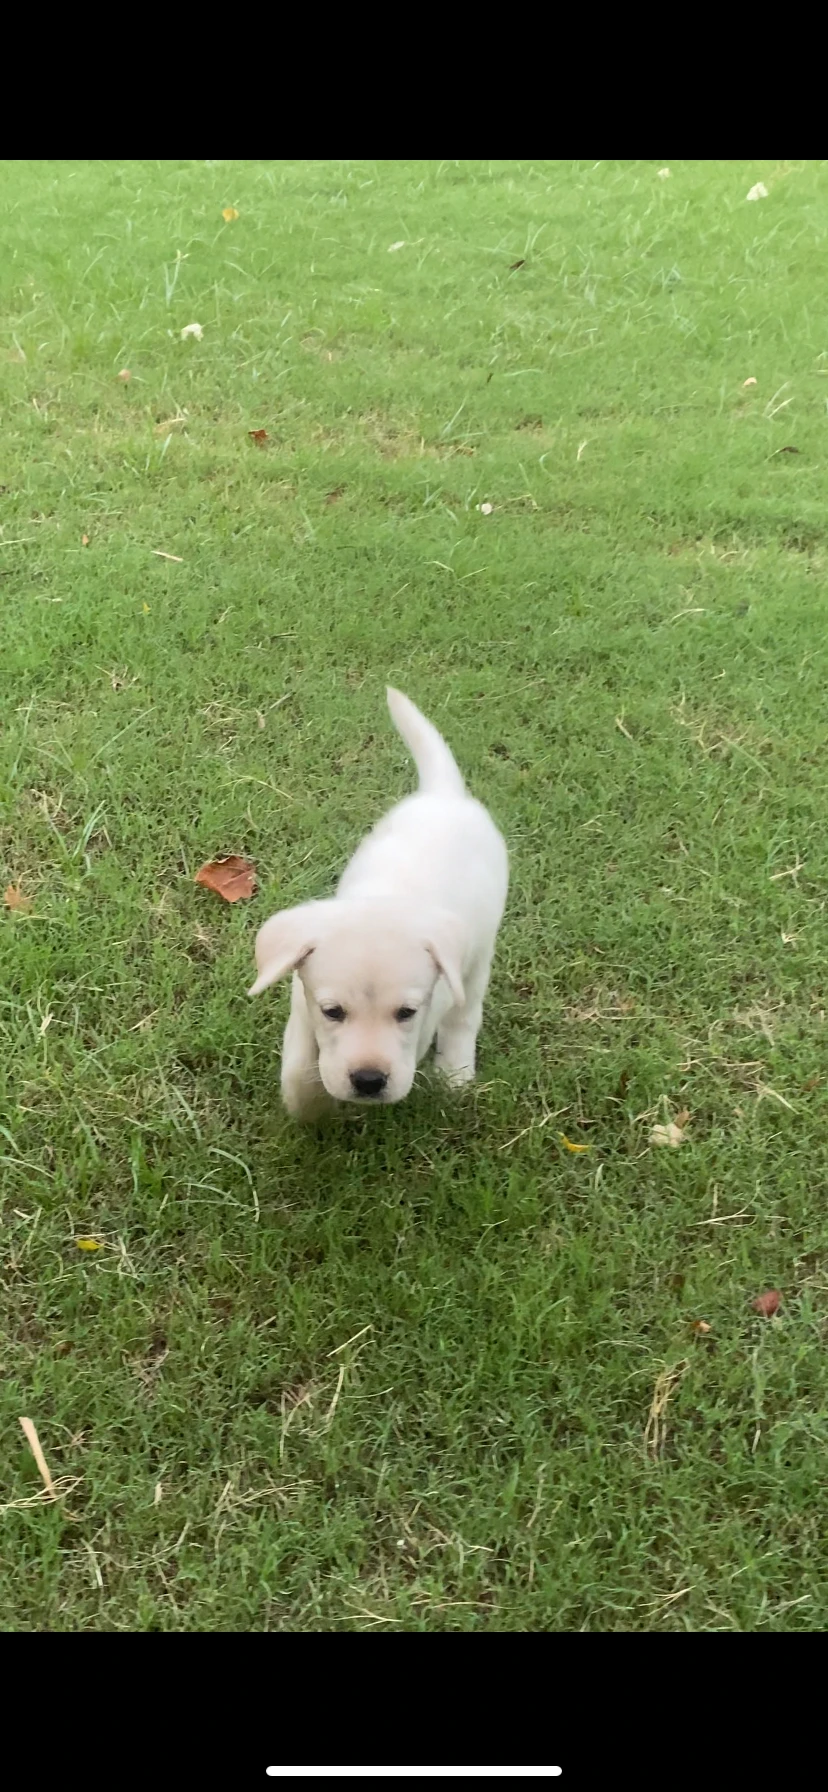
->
left=478, top=502, right=494, bottom=515
left=180, top=322, right=203, bottom=340
left=746, top=182, right=768, bottom=202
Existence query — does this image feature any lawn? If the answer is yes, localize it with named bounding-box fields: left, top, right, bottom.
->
left=1, top=158, right=827, bottom=1631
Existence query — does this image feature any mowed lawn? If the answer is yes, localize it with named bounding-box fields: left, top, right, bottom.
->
left=1, top=159, right=827, bottom=1631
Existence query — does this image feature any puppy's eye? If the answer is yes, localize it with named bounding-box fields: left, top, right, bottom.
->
left=395, top=1006, right=417, bottom=1022
left=322, top=1005, right=346, bottom=1023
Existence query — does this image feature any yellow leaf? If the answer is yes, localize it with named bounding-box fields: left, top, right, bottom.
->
left=222, top=207, right=239, bottom=222
left=76, top=1237, right=102, bottom=1252
left=142, top=603, right=150, bottom=614
left=559, top=1133, right=590, bottom=1153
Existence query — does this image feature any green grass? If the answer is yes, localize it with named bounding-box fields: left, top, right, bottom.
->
left=2, top=158, right=827, bottom=1631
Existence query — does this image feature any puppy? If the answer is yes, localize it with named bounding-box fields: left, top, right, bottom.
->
left=249, top=688, right=509, bottom=1118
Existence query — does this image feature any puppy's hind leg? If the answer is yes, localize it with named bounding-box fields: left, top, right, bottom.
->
left=281, top=975, right=332, bottom=1120
left=434, top=955, right=492, bottom=1087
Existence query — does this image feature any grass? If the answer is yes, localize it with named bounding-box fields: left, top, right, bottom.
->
left=1, top=158, right=827, bottom=1631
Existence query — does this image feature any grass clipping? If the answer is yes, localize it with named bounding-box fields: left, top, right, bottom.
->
left=0, top=1417, right=82, bottom=1515
left=644, top=1362, right=689, bottom=1461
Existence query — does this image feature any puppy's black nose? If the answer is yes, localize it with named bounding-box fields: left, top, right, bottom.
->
left=350, top=1067, right=388, bottom=1098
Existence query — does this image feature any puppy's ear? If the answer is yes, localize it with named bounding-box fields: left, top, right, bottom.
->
left=248, top=901, right=334, bottom=996
left=425, top=911, right=465, bottom=1007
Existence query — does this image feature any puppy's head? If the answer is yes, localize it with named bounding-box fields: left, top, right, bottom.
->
left=249, top=900, right=464, bottom=1104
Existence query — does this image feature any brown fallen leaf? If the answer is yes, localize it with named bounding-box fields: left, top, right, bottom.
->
left=509, top=258, right=526, bottom=271
left=752, top=1289, right=781, bottom=1318
left=82, top=533, right=90, bottom=546
left=4, top=884, right=32, bottom=913
left=674, top=1107, right=691, bottom=1128
left=650, top=1121, right=686, bottom=1148
left=117, top=368, right=131, bottom=383
left=222, top=207, right=239, bottom=222
left=691, top=1319, right=712, bottom=1335
left=802, top=1074, right=821, bottom=1093
left=195, top=856, right=257, bottom=903
left=248, top=429, right=268, bottom=445
left=325, top=486, right=346, bottom=504
left=778, top=445, right=800, bottom=455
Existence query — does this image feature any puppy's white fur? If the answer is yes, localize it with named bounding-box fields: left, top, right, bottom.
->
left=249, top=689, right=508, bottom=1118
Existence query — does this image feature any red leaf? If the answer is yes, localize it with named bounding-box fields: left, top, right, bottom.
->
left=752, top=1289, right=781, bottom=1318
left=194, top=856, right=257, bottom=903
left=248, top=429, right=268, bottom=445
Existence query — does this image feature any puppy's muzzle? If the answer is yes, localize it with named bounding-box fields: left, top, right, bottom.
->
left=350, top=1067, right=388, bottom=1099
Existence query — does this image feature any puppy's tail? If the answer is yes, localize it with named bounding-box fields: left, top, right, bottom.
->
left=386, top=687, right=466, bottom=798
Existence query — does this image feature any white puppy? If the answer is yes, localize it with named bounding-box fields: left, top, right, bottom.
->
left=249, top=689, right=509, bottom=1118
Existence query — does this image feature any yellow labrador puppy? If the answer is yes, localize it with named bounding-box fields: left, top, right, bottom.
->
left=249, top=689, right=509, bottom=1118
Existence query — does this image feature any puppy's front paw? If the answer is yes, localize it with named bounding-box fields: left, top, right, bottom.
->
left=281, top=1075, right=329, bottom=1118
left=434, top=1055, right=475, bottom=1087
left=281, top=1071, right=334, bottom=1121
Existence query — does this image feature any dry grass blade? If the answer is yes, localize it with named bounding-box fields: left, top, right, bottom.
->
left=9, top=1418, right=83, bottom=1515
left=0, top=1476, right=82, bottom=1516
left=327, top=1324, right=374, bottom=1357
left=19, top=1416, right=54, bottom=1494
left=324, top=1364, right=347, bottom=1428
left=644, top=1362, right=689, bottom=1460
left=755, top=1082, right=795, bottom=1111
